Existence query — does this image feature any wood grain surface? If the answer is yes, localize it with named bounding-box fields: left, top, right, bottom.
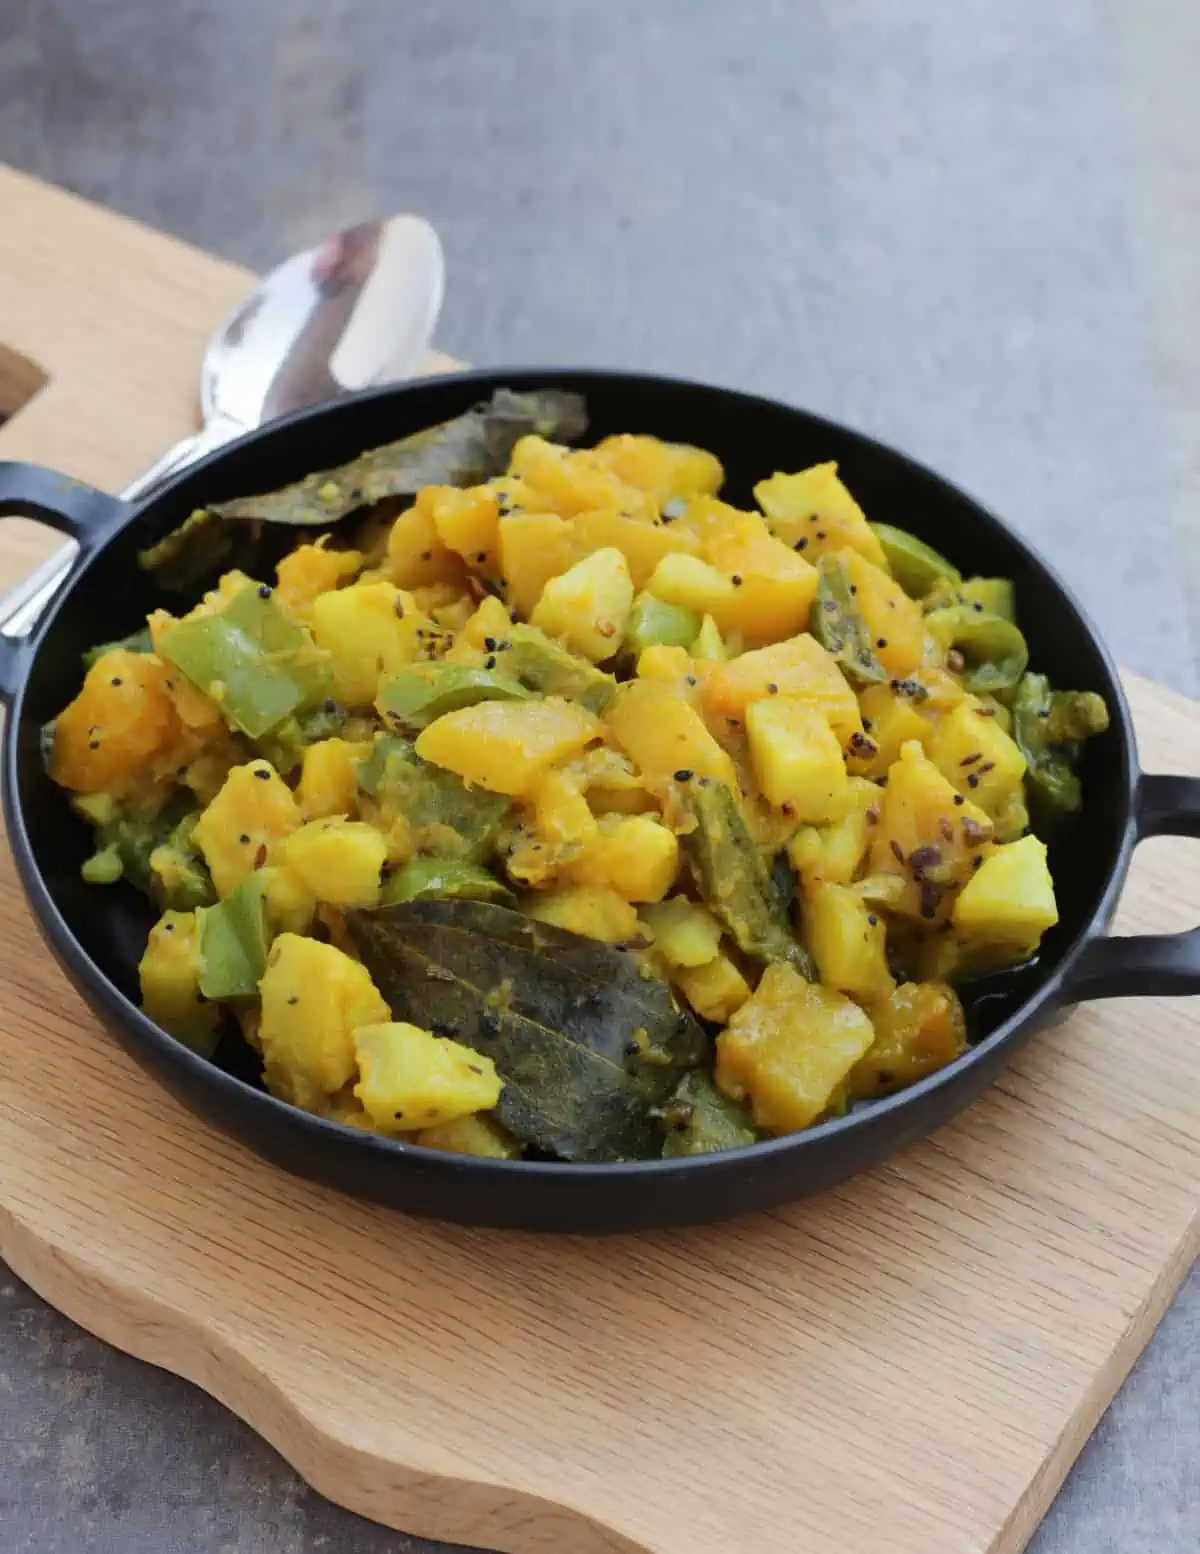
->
left=0, top=164, right=1196, bottom=1554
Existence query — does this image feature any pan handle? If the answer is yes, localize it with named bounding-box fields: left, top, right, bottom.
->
left=1061, top=773, right=1200, bottom=1000
left=0, top=463, right=131, bottom=704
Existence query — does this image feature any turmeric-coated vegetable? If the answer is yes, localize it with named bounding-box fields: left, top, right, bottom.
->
left=51, top=405, right=1105, bottom=1161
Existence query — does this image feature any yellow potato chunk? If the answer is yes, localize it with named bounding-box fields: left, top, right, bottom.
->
left=283, top=818, right=386, bottom=907
left=851, top=682, right=931, bottom=777
left=138, top=910, right=221, bottom=1053
left=746, top=696, right=849, bottom=820
left=716, top=963, right=876, bottom=1133
left=645, top=552, right=737, bottom=620
left=311, top=581, right=430, bottom=707
left=274, top=541, right=362, bottom=617
left=50, top=648, right=177, bottom=795
left=926, top=700, right=1028, bottom=830
left=805, top=881, right=894, bottom=1001
left=509, top=434, right=655, bottom=520
left=606, top=678, right=738, bottom=790
left=416, top=697, right=602, bottom=797
left=702, top=512, right=819, bottom=646
left=354, top=1021, right=502, bottom=1133
left=952, top=834, right=1058, bottom=944
left=641, top=897, right=724, bottom=967
left=572, top=508, right=700, bottom=587
left=848, top=982, right=967, bottom=1100
left=867, top=740, right=993, bottom=921
left=787, top=777, right=881, bottom=886
left=426, top=484, right=501, bottom=570
left=385, top=491, right=467, bottom=588
left=674, top=954, right=752, bottom=1023
left=531, top=547, right=634, bottom=663
left=838, top=549, right=925, bottom=677
left=592, top=433, right=724, bottom=501
left=193, top=760, right=301, bottom=897
left=498, top=511, right=580, bottom=617
left=257, top=863, right=317, bottom=935
left=567, top=744, right=658, bottom=816
left=636, top=643, right=697, bottom=691
left=525, top=884, right=641, bottom=943
left=571, top=813, right=680, bottom=903
left=260, top=935, right=390, bottom=1111
left=754, top=463, right=888, bottom=567
left=416, top=1114, right=521, bottom=1158
left=702, top=634, right=862, bottom=742
left=533, top=767, right=598, bottom=854
left=457, top=594, right=514, bottom=652
left=297, top=737, right=371, bottom=820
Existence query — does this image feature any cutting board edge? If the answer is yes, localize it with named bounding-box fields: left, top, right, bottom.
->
left=987, top=1211, right=1198, bottom=1554
left=0, top=1191, right=652, bottom=1554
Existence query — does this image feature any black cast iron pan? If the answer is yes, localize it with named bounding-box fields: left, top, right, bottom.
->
left=0, top=369, right=1196, bottom=1232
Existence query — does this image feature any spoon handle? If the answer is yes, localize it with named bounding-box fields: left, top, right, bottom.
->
left=120, top=412, right=246, bottom=502
left=0, top=414, right=247, bottom=641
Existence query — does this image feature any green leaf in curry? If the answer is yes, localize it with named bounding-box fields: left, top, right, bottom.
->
left=346, top=899, right=708, bottom=1162
left=139, top=388, right=588, bottom=591
left=809, top=555, right=887, bottom=688
left=682, top=778, right=815, bottom=978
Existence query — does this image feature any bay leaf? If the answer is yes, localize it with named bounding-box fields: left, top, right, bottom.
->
left=347, top=899, right=708, bottom=1163
left=139, top=388, right=588, bottom=592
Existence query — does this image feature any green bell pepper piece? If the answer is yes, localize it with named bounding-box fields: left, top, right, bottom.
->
left=81, top=799, right=190, bottom=896
left=150, top=812, right=217, bottom=911
left=197, top=874, right=271, bottom=999
left=1012, top=672, right=1109, bottom=819
left=158, top=584, right=331, bottom=739
left=377, top=662, right=533, bottom=730
left=869, top=523, right=961, bottom=599
left=809, top=556, right=887, bottom=687
left=357, top=735, right=510, bottom=861
left=683, top=778, right=815, bottom=977
left=502, top=623, right=617, bottom=713
left=690, top=614, right=728, bottom=662
left=660, top=1071, right=759, bottom=1157
left=380, top=855, right=514, bottom=907
left=82, top=625, right=154, bottom=669
left=925, top=604, right=1029, bottom=695
left=959, top=577, right=1016, bottom=620
left=626, top=593, right=701, bottom=654
left=922, top=574, right=1017, bottom=621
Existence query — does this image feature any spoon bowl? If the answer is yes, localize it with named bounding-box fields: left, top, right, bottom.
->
left=0, top=213, right=444, bottom=638
left=202, top=215, right=444, bottom=430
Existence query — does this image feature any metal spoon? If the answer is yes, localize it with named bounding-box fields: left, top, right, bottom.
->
left=1, top=213, right=444, bottom=637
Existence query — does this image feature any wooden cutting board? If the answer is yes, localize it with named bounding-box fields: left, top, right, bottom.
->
left=0, top=164, right=1196, bottom=1554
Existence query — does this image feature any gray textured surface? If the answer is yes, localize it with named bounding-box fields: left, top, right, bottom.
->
left=0, top=2, right=1196, bottom=1551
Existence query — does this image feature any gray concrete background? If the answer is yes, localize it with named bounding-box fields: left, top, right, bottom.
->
left=0, top=1, right=1196, bottom=1551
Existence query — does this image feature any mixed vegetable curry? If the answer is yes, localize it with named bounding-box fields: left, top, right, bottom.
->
left=45, top=390, right=1109, bottom=1162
